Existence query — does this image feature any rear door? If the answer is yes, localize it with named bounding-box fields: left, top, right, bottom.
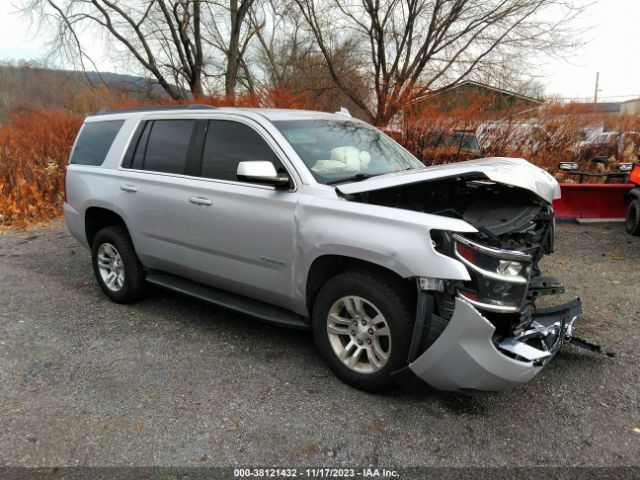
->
left=179, top=118, right=300, bottom=309
left=117, top=118, right=205, bottom=277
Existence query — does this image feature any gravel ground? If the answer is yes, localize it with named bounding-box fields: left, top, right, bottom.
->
left=0, top=220, right=638, bottom=468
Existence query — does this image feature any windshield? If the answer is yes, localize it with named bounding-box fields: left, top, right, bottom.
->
left=273, top=119, right=424, bottom=184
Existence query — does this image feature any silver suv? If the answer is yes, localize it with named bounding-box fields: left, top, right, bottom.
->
left=64, top=105, right=582, bottom=392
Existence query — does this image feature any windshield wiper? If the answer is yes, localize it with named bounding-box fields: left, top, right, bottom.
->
left=326, top=173, right=380, bottom=185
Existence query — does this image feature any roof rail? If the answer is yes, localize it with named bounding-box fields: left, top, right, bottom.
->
left=95, top=104, right=217, bottom=115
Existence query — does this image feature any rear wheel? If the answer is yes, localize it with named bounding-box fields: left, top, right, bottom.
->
left=625, top=199, right=640, bottom=235
left=91, top=225, right=146, bottom=303
left=312, top=270, right=414, bottom=392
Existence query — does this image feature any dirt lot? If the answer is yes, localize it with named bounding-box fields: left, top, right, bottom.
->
left=0, top=220, right=638, bottom=468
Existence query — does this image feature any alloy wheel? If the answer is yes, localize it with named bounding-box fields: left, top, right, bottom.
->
left=326, top=295, right=391, bottom=374
left=96, top=242, right=125, bottom=292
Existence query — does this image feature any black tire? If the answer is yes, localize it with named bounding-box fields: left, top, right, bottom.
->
left=312, top=270, right=414, bottom=392
left=91, top=225, right=146, bottom=303
left=626, top=199, right=640, bottom=236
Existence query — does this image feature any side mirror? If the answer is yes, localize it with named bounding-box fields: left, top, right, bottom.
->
left=558, top=162, right=579, bottom=171
left=237, top=161, right=290, bottom=188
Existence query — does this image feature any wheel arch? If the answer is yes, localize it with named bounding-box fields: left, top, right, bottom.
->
left=304, top=254, right=416, bottom=317
left=85, top=207, right=129, bottom=247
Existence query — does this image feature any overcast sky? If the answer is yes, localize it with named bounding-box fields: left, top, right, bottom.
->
left=0, top=0, right=638, bottom=101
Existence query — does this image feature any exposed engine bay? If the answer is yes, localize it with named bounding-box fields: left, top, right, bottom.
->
left=346, top=173, right=554, bottom=260
left=344, top=174, right=612, bottom=372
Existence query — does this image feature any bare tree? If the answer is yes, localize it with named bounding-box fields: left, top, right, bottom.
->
left=249, top=0, right=309, bottom=86
left=23, top=0, right=206, bottom=99
left=294, top=0, right=584, bottom=125
left=225, top=0, right=256, bottom=96
left=203, top=0, right=257, bottom=97
left=248, top=0, right=368, bottom=114
left=22, top=0, right=260, bottom=99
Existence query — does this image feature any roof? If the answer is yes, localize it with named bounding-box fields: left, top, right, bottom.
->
left=95, top=104, right=217, bottom=115
left=242, top=108, right=350, bottom=121
left=414, top=80, right=544, bottom=105
left=89, top=105, right=351, bottom=122
left=621, top=97, right=640, bottom=105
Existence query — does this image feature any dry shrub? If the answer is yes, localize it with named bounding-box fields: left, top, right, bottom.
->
left=0, top=105, right=82, bottom=227
left=104, top=85, right=318, bottom=111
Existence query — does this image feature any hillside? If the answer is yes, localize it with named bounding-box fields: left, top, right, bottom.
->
left=0, top=63, right=167, bottom=119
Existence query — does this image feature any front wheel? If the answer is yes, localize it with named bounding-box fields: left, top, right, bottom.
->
left=626, top=199, right=640, bottom=236
left=312, top=270, right=414, bottom=392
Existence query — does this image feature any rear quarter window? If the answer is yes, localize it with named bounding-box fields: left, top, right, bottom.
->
left=70, top=120, right=124, bottom=166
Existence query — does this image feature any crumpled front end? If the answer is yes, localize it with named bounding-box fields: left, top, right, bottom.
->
left=406, top=295, right=582, bottom=391
left=397, top=224, right=584, bottom=392
left=340, top=162, right=593, bottom=391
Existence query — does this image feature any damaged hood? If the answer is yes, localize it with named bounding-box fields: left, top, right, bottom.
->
left=336, top=157, right=561, bottom=203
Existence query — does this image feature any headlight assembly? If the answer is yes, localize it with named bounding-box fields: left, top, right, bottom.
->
left=453, top=234, right=532, bottom=312
left=497, top=260, right=523, bottom=277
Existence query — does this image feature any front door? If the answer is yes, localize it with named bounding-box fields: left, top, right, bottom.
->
left=180, top=119, right=299, bottom=309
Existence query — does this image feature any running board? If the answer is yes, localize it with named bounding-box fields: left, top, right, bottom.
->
left=145, top=271, right=309, bottom=330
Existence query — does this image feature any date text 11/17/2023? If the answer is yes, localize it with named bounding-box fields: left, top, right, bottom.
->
left=233, top=468, right=400, bottom=478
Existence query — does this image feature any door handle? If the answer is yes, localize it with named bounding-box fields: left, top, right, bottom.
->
left=189, top=196, right=212, bottom=206
left=120, top=185, right=137, bottom=193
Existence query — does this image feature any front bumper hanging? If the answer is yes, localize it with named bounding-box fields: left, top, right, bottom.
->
left=397, top=295, right=584, bottom=391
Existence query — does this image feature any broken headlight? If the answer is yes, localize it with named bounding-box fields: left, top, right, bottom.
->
left=453, top=234, right=532, bottom=313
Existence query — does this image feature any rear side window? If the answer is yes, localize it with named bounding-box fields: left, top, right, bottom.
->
left=70, top=120, right=124, bottom=166
left=201, top=120, right=284, bottom=181
left=141, top=120, right=196, bottom=174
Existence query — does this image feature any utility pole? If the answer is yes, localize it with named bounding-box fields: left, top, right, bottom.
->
left=593, top=72, right=600, bottom=103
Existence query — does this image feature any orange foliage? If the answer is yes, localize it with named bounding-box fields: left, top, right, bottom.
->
left=105, top=84, right=318, bottom=111
left=2, top=87, right=639, bottom=228
left=0, top=105, right=83, bottom=227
